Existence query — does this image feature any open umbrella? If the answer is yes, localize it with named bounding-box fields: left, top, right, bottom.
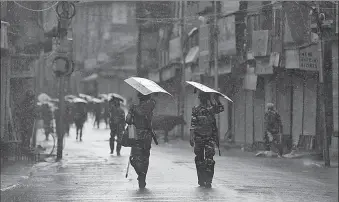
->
left=186, top=81, right=233, bottom=102
left=124, top=77, right=172, bottom=96
left=108, top=93, right=126, bottom=103
left=91, top=98, right=103, bottom=103
left=73, top=98, right=88, bottom=104
left=38, top=93, right=51, bottom=103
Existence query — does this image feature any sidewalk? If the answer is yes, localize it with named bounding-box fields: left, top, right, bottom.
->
left=161, top=137, right=339, bottom=168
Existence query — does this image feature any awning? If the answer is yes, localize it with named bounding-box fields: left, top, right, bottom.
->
left=185, top=46, right=199, bottom=64
left=81, top=73, right=98, bottom=82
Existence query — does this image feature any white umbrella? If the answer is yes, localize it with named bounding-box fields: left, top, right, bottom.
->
left=124, top=77, right=172, bottom=96
left=108, top=93, right=126, bottom=104
left=91, top=98, right=103, bottom=103
left=65, top=95, right=78, bottom=100
left=73, top=98, right=88, bottom=103
left=79, top=93, right=93, bottom=100
left=186, top=81, right=233, bottom=102
left=98, top=94, right=109, bottom=100
left=38, top=93, right=51, bottom=103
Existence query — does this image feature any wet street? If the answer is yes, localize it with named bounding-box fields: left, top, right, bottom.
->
left=1, top=121, right=338, bottom=202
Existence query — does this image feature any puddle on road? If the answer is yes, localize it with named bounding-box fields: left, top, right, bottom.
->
left=172, top=161, right=191, bottom=164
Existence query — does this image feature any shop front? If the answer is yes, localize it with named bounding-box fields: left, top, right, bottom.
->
left=285, top=43, right=320, bottom=148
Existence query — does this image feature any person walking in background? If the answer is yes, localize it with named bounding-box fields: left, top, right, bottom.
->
left=103, top=100, right=110, bottom=129
left=125, top=93, right=156, bottom=189
left=41, top=102, right=53, bottom=141
left=93, top=103, right=102, bottom=129
left=109, top=96, right=125, bottom=155
left=190, top=91, right=224, bottom=188
left=264, top=103, right=283, bottom=156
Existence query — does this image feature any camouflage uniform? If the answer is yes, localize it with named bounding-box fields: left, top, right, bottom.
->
left=190, top=93, right=224, bottom=188
left=264, top=104, right=283, bottom=154
left=125, top=95, right=156, bottom=189
left=109, top=100, right=125, bottom=155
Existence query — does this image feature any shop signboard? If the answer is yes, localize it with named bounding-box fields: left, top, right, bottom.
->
left=299, top=44, right=319, bottom=71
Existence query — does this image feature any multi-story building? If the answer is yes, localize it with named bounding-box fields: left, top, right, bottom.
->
left=67, top=1, right=138, bottom=100
left=1, top=1, right=44, bottom=154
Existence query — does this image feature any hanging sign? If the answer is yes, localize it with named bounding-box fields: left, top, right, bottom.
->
left=299, top=44, right=319, bottom=71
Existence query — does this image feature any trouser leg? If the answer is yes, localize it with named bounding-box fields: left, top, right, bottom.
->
left=204, top=139, right=216, bottom=186
left=130, top=146, right=150, bottom=188
left=264, top=131, right=271, bottom=151
left=194, top=138, right=205, bottom=186
left=116, top=141, right=122, bottom=155
left=109, top=130, right=115, bottom=154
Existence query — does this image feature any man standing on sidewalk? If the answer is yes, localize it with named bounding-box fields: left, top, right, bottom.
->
left=264, top=103, right=283, bottom=156
left=190, top=91, right=224, bottom=188
left=109, top=96, right=125, bottom=155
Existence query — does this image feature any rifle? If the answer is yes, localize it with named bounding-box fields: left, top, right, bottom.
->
left=213, top=120, right=221, bottom=156
left=151, top=130, right=159, bottom=145
left=211, top=95, right=222, bottom=156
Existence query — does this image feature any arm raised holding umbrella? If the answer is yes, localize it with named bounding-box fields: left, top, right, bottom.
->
left=122, top=77, right=172, bottom=189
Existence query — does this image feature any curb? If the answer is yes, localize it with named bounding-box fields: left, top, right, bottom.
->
left=0, top=157, right=62, bottom=192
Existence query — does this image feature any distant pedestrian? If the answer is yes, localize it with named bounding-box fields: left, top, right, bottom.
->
left=109, top=96, right=125, bottom=155
left=93, top=103, right=101, bottom=129
left=103, top=100, right=110, bottom=129
left=190, top=91, right=224, bottom=188
left=264, top=103, right=283, bottom=156
left=41, top=103, right=53, bottom=140
left=125, top=93, right=156, bottom=189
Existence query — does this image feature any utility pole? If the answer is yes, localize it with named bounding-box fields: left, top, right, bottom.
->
left=180, top=0, right=186, bottom=140
left=313, top=2, right=331, bottom=167
left=53, top=1, right=76, bottom=161
left=213, top=1, right=220, bottom=133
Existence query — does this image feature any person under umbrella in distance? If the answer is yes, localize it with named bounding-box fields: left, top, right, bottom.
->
left=108, top=96, right=125, bottom=155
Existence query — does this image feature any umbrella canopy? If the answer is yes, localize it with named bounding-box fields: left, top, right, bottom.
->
left=91, top=98, right=103, bottom=103
left=98, top=94, right=110, bottom=100
left=108, top=93, right=126, bottom=103
left=38, top=93, right=51, bottom=103
left=73, top=98, right=88, bottom=104
left=124, top=77, right=172, bottom=96
left=186, top=81, right=233, bottom=102
left=79, top=93, right=93, bottom=100
left=65, top=95, right=78, bottom=100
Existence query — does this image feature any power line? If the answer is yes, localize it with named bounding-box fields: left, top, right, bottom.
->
left=13, top=1, right=59, bottom=12
left=77, top=1, right=278, bottom=23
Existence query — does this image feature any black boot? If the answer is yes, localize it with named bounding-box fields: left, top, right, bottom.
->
left=195, top=161, right=206, bottom=187
left=109, top=137, right=114, bottom=154
left=204, top=159, right=215, bottom=188
left=137, top=174, right=146, bottom=189
left=116, top=143, right=121, bottom=156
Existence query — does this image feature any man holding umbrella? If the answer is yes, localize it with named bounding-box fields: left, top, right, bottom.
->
left=108, top=95, right=125, bottom=155
left=123, top=77, right=172, bottom=189
left=187, top=81, right=231, bottom=188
